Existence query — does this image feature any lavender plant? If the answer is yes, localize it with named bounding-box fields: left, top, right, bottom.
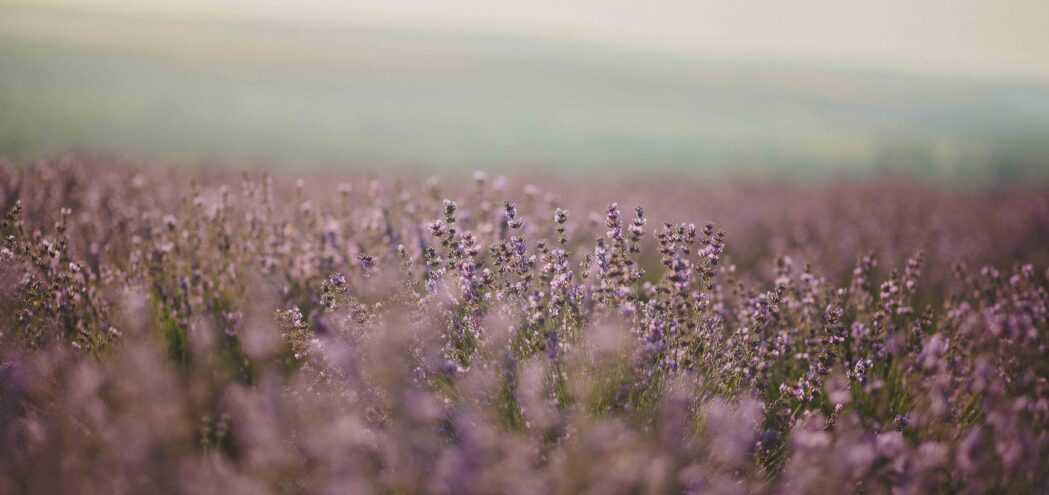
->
left=1, top=155, right=1048, bottom=494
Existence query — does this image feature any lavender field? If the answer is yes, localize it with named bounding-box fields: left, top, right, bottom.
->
left=0, top=155, right=1047, bottom=493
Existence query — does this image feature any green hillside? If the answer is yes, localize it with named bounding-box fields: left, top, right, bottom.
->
left=2, top=4, right=1049, bottom=181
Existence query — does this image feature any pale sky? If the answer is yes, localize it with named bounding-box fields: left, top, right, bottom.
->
left=8, top=0, right=1049, bottom=82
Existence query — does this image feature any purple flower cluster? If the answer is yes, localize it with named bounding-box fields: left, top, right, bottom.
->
left=1, top=155, right=1048, bottom=493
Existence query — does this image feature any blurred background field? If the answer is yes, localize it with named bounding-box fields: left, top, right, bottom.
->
left=2, top=1, right=1049, bottom=182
